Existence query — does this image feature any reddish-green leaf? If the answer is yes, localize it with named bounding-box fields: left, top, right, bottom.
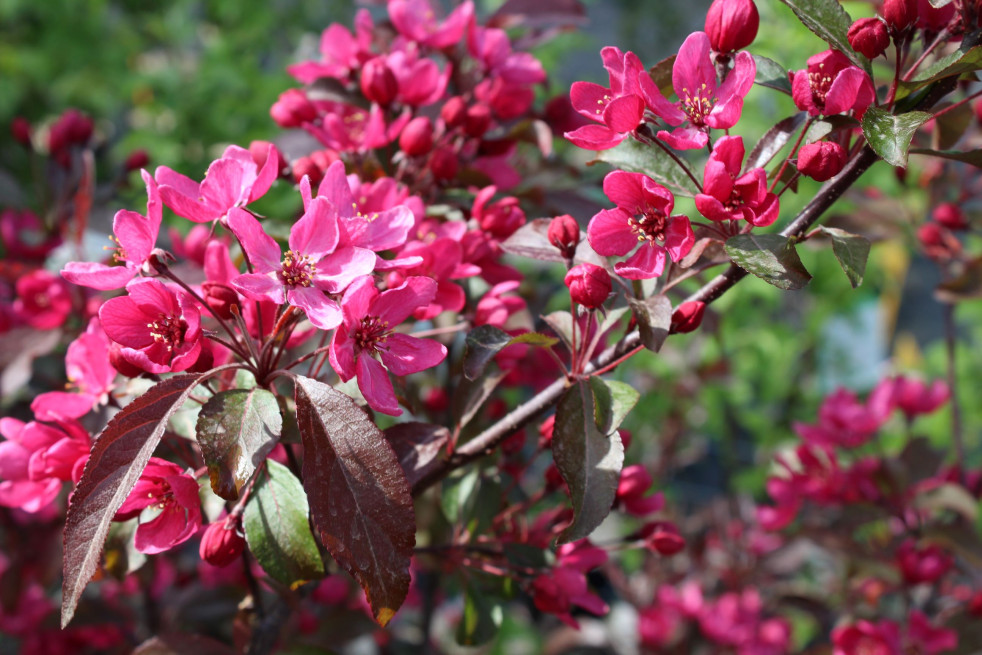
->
left=629, top=295, right=672, bottom=352
left=752, top=55, right=793, bottom=95
left=819, top=226, right=870, bottom=288
left=553, top=380, right=625, bottom=543
left=196, top=388, right=282, bottom=500
left=746, top=113, right=807, bottom=171
left=861, top=107, right=932, bottom=168
left=463, top=325, right=558, bottom=381
left=725, top=234, right=812, bottom=290
left=778, top=0, right=867, bottom=70
left=294, top=375, right=416, bottom=627
left=62, top=369, right=234, bottom=628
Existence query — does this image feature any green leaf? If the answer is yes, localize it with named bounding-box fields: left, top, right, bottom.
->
left=294, top=376, right=416, bottom=627
left=629, top=295, right=672, bottom=352
left=819, top=226, right=871, bottom=288
left=456, top=578, right=503, bottom=646
left=440, top=469, right=501, bottom=534
left=243, top=460, right=325, bottom=588
left=903, top=45, right=982, bottom=91
left=648, top=54, right=676, bottom=97
left=592, top=137, right=701, bottom=198
left=910, top=147, right=982, bottom=166
left=589, top=377, right=640, bottom=435
left=462, top=325, right=558, bottom=381
left=746, top=113, right=807, bottom=171
left=915, top=482, right=979, bottom=522
left=553, top=380, right=625, bottom=543
left=725, top=234, right=812, bottom=290
left=778, top=0, right=867, bottom=70
left=752, top=55, right=792, bottom=95
left=196, top=389, right=282, bottom=501
left=861, top=107, right=933, bottom=167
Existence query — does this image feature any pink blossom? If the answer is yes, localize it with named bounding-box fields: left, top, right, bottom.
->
left=0, top=418, right=88, bottom=512
left=896, top=539, right=953, bottom=585
left=227, top=197, right=375, bottom=331
left=567, top=47, right=647, bottom=150
left=468, top=25, right=546, bottom=85
left=907, top=611, right=957, bottom=654
left=875, top=375, right=950, bottom=420
left=695, top=135, right=780, bottom=226
left=639, top=31, right=755, bottom=150
left=115, top=457, right=202, bottom=554
left=13, top=269, right=72, bottom=329
left=472, top=186, right=526, bottom=240
left=385, top=238, right=469, bottom=320
left=616, top=465, right=665, bottom=516
left=305, top=102, right=411, bottom=153
left=1, top=209, right=61, bottom=262
left=329, top=276, right=447, bottom=416
left=388, top=0, right=474, bottom=50
left=791, top=50, right=876, bottom=118
left=286, top=11, right=374, bottom=83
left=384, top=45, right=452, bottom=108
left=832, top=619, right=902, bottom=655
left=530, top=565, right=608, bottom=629
left=793, top=386, right=890, bottom=449
left=587, top=170, right=694, bottom=279
left=32, top=318, right=116, bottom=422
left=156, top=145, right=278, bottom=223
left=474, top=281, right=526, bottom=328
left=99, top=278, right=203, bottom=374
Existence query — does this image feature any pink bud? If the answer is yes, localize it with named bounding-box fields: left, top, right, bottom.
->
left=463, top=104, right=492, bottom=138
left=123, top=149, right=150, bottom=173
left=882, top=0, right=917, bottom=32
left=671, top=301, right=706, bottom=334
left=797, top=141, right=848, bottom=182
left=918, top=223, right=962, bottom=260
left=547, top=214, right=580, bottom=259
left=270, top=89, right=317, bottom=128
left=428, top=146, right=458, bottom=181
left=199, top=517, right=246, bottom=567
left=249, top=140, right=287, bottom=178
left=399, top=117, right=434, bottom=156
left=705, top=0, right=760, bottom=53
left=848, top=18, right=890, bottom=58
left=11, top=117, right=32, bottom=148
left=642, top=522, right=685, bottom=556
left=360, top=58, right=398, bottom=106
left=202, top=282, right=240, bottom=320
left=932, top=202, right=969, bottom=230
left=441, top=96, right=468, bottom=129
left=564, top=263, right=611, bottom=309
left=292, top=150, right=338, bottom=186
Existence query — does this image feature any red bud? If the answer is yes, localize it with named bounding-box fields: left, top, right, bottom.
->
left=705, top=0, right=760, bottom=53
left=199, top=517, right=246, bottom=567
left=671, top=301, right=706, bottom=334
left=123, top=149, right=150, bottom=173
left=882, top=0, right=917, bottom=32
left=360, top=58, right=399, bottom=106
left=797, top=141, right=848, bottom=182
left=564, top=263, right=611, bottom=309
left=399, top=117, right=434, bottom=157
left=440, top=96, right=468, bottom=129
left=271, top=89, right=317, bottom=128
left=547, top=214, right=580, bottom=259
left=848, top=18, right=890, bottom=59
left=933, top=202, right=969, bottom=231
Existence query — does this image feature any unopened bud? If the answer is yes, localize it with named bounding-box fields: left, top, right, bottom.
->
left=399, top=117, right=434, bottom=157
left=463, top=104, right=492, bottom=138
left=202, top=282, right=240, bottom=320
left=848, top=18, right=890, bottom=59
left=564, top=263, right=611, bottom=309
left=705, top=0, right=760, bottom=53
left=271, top=89, right=318, bottom=128
left=124, top=149, right=150, bottom=173
left=671, top=301, right=706, bottom=334
left=360, top=58, right=399, bottom=106
left=429, top=146, right=459, bottom=181
left=441, top=96, right=468, bottom=129
left=882, top=0, right=917, bottom=32
left=547, top=214, right=580, bottom=259
left=918, top=223, right=962, bottom=260
left=199, top=517, right=246, bottom=567
left=108, top=342, right=146, bottom=378
left=797, top=141, right=847, bottom=182
left=249, top=140, right=288, bottom=179
left=641, top=522, right=685, bottom=556
left=932, top=202, right=969, bottom=231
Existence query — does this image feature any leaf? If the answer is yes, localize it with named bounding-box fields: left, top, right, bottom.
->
left=904, top=45, right=982, bottom=90
left=294, top=375, right=416, bottom=627
left=552, top=380, right=625, bottom=543
left=589, top=378, right=640, bottom=435
left=725, top=234, right=812, bottom=290
left=803, top=115, right=858, bottom=144
left=61, top=369, right=234, bottom=628
left=914, top=483, right=979, bottom=522
left=745, top=113, right=807, bottom=171
left=628, top=295, right=672, bottom=352
left=456, top=578, right=503, bottom=646
left=819, top=226, right=871, bottom=288
left=462, top=325, right=557, bottom=381
left=384, top=422, right=449, bottom=488
left=542, top=310, right=575, bottom=351
left=441, top=469, right=501, bottom=533
left=910, top=147, right=982, bottom=166
left=752, top=54, right=793, bottom=95
left=451, top=369, right=508, bottom=430
left=499, top=217, right=606, bottom=267
left=778, top=0, right=867, bottom=70
left=861, top=107, right=933, bottom=167
left=592, top=137, right=701, bottom=198
left=132, top=634, right=238, bottom=655
left=648, top=54, right=676, bottom=98
left=195, top=389, right=282, bottom=500
left=243, top=460, right=324, bottom=587
left=935, top=256, right=982, bottom=303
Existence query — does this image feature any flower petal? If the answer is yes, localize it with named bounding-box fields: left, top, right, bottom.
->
left=61, top=261, right=135, bottom=291
left=356, top=355, right=401, bottom=416
left=227, top=207, right=281, bottom=272
left=614, top=243, right=667, bottom=279
left=379, top=333, right=447, bottom=376
left=290, top=197, right=340, bottom=261
left=288, top=286, right=343, bottom=330
left=373, top=276, right=438, bottom=326
left=231, top=273, right=285, bottom=305
left=587, top=208, right=638, bottom=256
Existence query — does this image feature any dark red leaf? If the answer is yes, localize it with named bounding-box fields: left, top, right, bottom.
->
left=384, top=422, right=450, bottom=488
left=294, top=375, right=416, bottom=627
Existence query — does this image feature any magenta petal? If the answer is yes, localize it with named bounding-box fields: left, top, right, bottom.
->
left=373, top=254, right=424, bottom=271
left=564, top=125, right=626, bottom=151
left=379, top=333, right=447, bottom=376
left=374, top=276, right=438, bottom=326
left=615, top=243, right=667, bottom=279
left=570, top=81, right=612, bottom=120
left=329, top=326, right=357, bottom=381
left=100, top=296, right=154, bottom=349
left=637, top=72, right=686, bottom=125
left=158, top=186, right=219, bottom=224
left=657, top=127, right=708, bottom=150
left=673, top=32, right=716, bottom=98
left=356, top=355, right=401, bottom=416
left=695, top=193, right=733, bottom=222
left=61, top=261, right=135, bottom=291
left=289, top=197, right=340, bottom=260
left=345, top=206, right=414, bottom=251
left=126, top=278, right=179, bottom=316
left=747, top=193, right=780, bottom=227
left=227, top=207, right=281, bottom=272
left=134, top=504, right=194, bottom=554
left=791, top=71, right=817, bottom=114
left=712, top=136, right=745, bottom=175
left=113, top=209, right=157, bottom=264
left=231, top=273, right=285, bottom=305
left=200, top=158, right=249, bottom=212
left=154, top=166, right=200, bottom=199
left=288, top=286, right=342, bottom=330
left=706, top=95, right=745, bottom=130
left=339, top=275, right=378, bottom=330
left=824, top=66, right=872, bottom=116
left=0, top=479, right=60, bottom=513
left=314, top=246, right=376, bottom=294
left=317, top=161, right=356, bottom=215
left=602, top=170, right=645, bottom=211
left=587, top=208, right=638, bottom=256
left=664, top=217, right=695, bottom=261
left=249, top=144, right=279, bottom=203
left=702, top=158, right=734, bottom=201
left=31, top=392, right=95, bottom=422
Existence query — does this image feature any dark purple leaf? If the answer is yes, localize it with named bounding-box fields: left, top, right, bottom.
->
left=132, top=634, right=238, bottom=655
left=294, top=375, right=415, bottom=627
left=629, top=295, right=672, bottom=352
left=384, top=422, right=450, bottom=488
left=745, top=113, right=807, bottom=172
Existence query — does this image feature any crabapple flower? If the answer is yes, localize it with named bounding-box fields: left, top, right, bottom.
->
left=896, top=539, right=953, bottom=584
left=13, top=270, right=72, bottom=329
left=156, top=144, right=278, bottom=223
left=32, top=318, right=116, bottom=422
left=695, top=135, right=780, bottom=226
left=329, top=276, right=447, bottom=416
left=792, top=386, right=890, bottom=449
left=286, top=11, right=374, bottom=83
left=907, top=611, right=957, bottom=654
left=62, top=170, right=162, bottom=290
left=639, top=31, right=755, bottom=150
left=227, top=197, right=375, bottom=330
left=791, top=50, right=875, bottom=118
left=848, top=17, right=890, bottom=59
left=832, top=619, right=901, bottom=655
left=99, top=278, right=203, bottom=374
left=587, top=170, right=694, bottom=279
left=531, top=540, right=609, bottom=628
left=0, top=418, right=91, bottom=512
left=566, top=47, right=647, bottom=150
left=200, top=515, right=246, bottom=567
left=115, top=458, right=202, bottom=554
left=876, top=375, right=950, bottom=420
left=388, top=0, right=474, bottom=50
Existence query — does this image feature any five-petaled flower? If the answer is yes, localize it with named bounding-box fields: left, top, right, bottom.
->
left=587, top=171, right=694, bottom=279
left=329, top=275, right=447, bottom=416
left=639, top=31, right=755, bottom=150
left=695, top=135, right=780, bottom=226
left=114, top=457, right=202, bottom=554
left=791, top=49, right=875, bottom=118
left=566, top=47, right=648, bottom=151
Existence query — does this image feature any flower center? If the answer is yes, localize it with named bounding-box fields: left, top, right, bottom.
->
left=280, top=250, right=317, bottom=287
left=596, top=93, right=612, bottom=116
left=351, top=203, right=380, bottom=222
left=147, top=313, right=187, bottom=352
left=103, top=234, right=127, bottom=264
left=681, top=84, right=716, bottom=125
left=808, top=64, right=834, bottom=107
left=629, top=207, right=668, bottom=244
left=354, top=315, right=391, bottom=354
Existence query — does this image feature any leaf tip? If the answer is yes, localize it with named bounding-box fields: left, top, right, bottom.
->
left=376, top=607, right=397, bottom=627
